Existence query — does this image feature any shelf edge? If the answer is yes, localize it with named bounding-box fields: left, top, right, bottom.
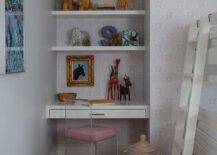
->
left=51, top=46, right=146, bottom=52
left=51, top=10, right=146, bottom=17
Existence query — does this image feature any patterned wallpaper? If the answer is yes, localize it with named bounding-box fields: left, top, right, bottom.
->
left=150, top=0, right=217, bottom=154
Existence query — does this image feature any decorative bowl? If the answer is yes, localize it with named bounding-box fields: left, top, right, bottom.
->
left=57, top=93, right=77, bottom=104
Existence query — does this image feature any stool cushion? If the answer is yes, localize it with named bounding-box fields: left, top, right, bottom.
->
left=67, top=125, right=116, bottom=142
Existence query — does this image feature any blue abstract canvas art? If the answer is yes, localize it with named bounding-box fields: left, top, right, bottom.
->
left=5, top=0, right=23, bottom=12
left=6, top=15, right=23, bottom=48
left=6, top=50, right=24, bottom=73
left=5, top=0, right=24, bottom=73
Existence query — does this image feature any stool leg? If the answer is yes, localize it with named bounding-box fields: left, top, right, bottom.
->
left=95, top=142, right=97, bottom=155
left=89, top=142, right=95, bottom=155
left=64, top=138, right=67, bottom=155
left=89, top=143, right=92, bottom=155
left=115, top=136, right=119, bottom=155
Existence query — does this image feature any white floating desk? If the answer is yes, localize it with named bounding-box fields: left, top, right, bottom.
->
left=46, top=101, right=149, bottom=119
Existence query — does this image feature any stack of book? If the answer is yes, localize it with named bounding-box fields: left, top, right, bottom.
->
left=89, top=99, right=115, bottom=105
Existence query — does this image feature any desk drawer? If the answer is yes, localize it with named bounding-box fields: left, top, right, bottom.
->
left=65, top=109, right=147, bottom=119
left=47, top=108, right=148, bottom=119
left=91, top=109, right=147, bottom=119
left=66, top=110, right=90, bottom=119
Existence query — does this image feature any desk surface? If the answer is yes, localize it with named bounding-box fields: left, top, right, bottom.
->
left=46, top=101, right=149, bottom=119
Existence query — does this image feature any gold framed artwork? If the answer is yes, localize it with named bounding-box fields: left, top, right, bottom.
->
left=66, top=55, right=94, bottom=87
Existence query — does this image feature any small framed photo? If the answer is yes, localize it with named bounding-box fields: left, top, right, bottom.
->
left=66, top=55, right=94, bottom=87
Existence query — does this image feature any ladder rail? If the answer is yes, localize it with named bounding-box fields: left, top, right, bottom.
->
left=184, top=17, right=210, bottom=155
left=172, top=16, right=211, bottom=155
left=172, top=22, right=198, bottom=155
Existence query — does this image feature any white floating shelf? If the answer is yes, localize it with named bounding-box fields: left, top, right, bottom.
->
left=52, top=46, right=146, bottom=52
left=51, top=10, right=146, bottom=17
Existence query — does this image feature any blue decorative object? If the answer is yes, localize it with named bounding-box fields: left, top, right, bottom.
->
left=100, top=26, right=118, bottom=46
left=121, top=30, right=139, bottom=46
left=5, top=0, right=24, bottom=73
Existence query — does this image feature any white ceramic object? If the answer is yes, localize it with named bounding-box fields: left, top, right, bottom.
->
left=67, top=27, right=91, bottom=46
left=128, top=135, right=156, bottom=155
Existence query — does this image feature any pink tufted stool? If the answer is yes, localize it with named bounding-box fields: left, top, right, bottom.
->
left=67, top=125, right=118, bottom=155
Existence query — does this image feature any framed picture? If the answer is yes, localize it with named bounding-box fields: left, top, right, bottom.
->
left=66, top=55, right=94, bottom=87
left=4, top=0, right=25, bottom=74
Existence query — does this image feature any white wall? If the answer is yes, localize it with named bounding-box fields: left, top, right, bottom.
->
left=0, top=0, right=56, bottom=155
left=150, top=0, right=217, bottom=154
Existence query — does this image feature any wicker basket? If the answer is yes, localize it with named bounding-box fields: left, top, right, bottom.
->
left=57, top=93, right=77, bottom=104
left=128, top=135, right=156, bottom=155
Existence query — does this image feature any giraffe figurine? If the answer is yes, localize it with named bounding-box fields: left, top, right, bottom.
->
left=107, top=59, right=121, bottom=101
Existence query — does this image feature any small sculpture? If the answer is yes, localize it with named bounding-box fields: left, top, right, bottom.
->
left=110, top=33, right=121, bottom=46
left=78, top=0, right=92, bottom=10
left=62, top=0, right=72, bottom=11
left=100, top=26, right=121, bottom=46
left=121, top=30, right=139, bottom=46
left=118, top=0, right=127, bottom=10
left=107, top=59, right=121, bottom=101
left=120, top=75, right=132, bottom=101
left=80, top=31, right=91, bottom=46
left=67, top=28, right=91, bottom=46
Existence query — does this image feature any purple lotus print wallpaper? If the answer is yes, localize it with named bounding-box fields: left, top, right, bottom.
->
left=5, top=0, right=24, bottom=73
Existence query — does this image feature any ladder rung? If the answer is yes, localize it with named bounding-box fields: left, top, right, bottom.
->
left=207, top=47, right=217, bottom=65
left=183, top=74, right=205, bottom=83
left=179, top=105, right=188, bottom=111
left=188, top=22, right=199, bottom=43
left=209, top=13, right=217, bottom=25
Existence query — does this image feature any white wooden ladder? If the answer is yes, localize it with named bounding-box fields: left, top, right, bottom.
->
left=172, top=13, right=217, bottom=155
